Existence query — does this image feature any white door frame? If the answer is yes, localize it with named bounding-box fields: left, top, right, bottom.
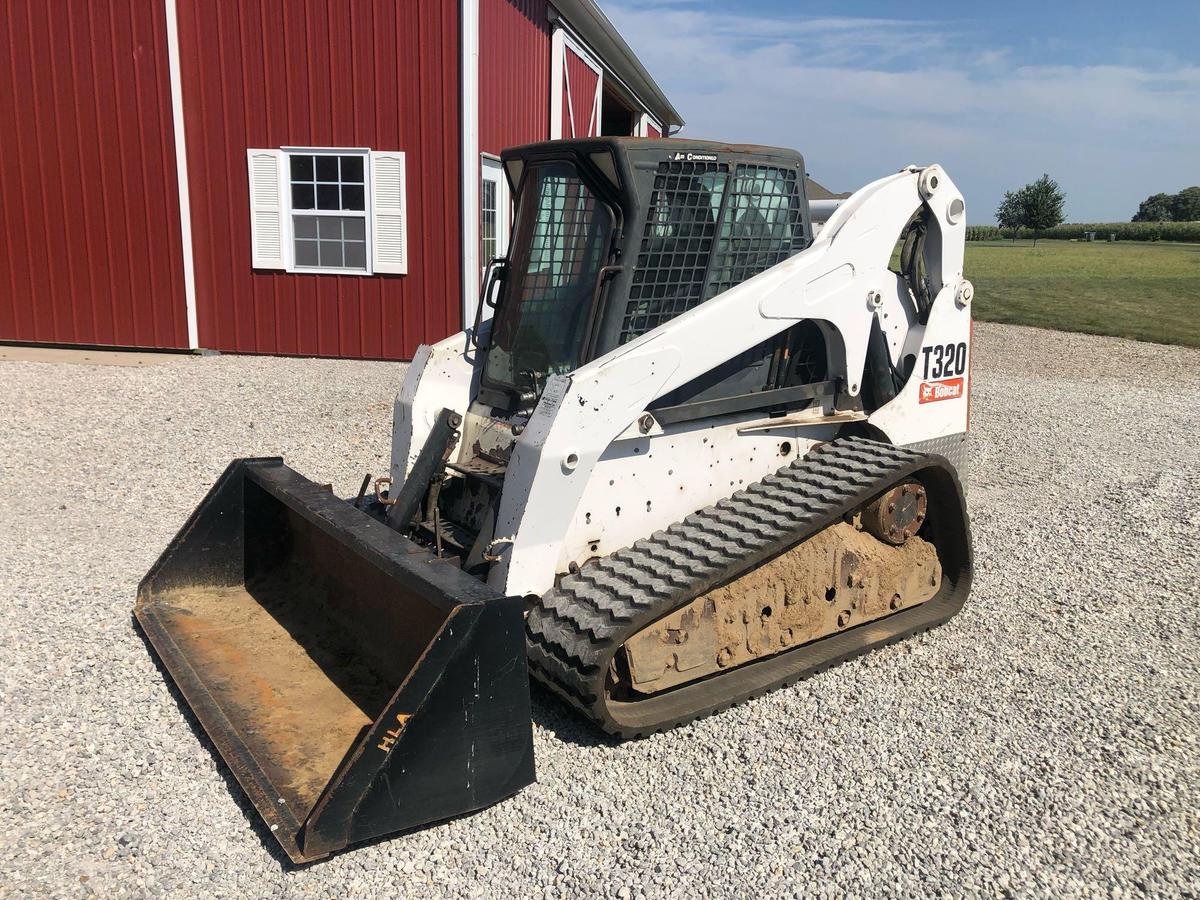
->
left=478, top=155, right=510, bottom=321
left=480, top=156, right=510, bottom=267
left=164, top=0, right=199, bottom=348
left=636, top=112, right=661, bottom=137
left=461, top=0, right=480, bottom=329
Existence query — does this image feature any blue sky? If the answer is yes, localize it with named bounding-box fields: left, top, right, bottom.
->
left=604, top=1, right=1199, bottom=221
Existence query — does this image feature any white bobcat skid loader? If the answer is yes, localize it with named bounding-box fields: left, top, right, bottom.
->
left=138, top=138, right=972, bottom=860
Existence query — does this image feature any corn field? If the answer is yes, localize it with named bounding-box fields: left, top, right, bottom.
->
left=967, top=222, right=1200, bottom=242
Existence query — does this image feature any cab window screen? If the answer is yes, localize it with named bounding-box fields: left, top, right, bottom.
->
left=619, top=160, right=728, bottom=344
left=619, top=160, right=807, bottom=345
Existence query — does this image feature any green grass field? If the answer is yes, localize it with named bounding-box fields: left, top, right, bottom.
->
left=964, top=240, right=1200, bottom=348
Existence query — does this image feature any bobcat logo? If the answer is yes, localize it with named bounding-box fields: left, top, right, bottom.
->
left=918, top=378, right=964, bottom=403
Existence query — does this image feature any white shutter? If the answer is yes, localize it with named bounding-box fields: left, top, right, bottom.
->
left=371, top=151, right=408, bottom=274
left=246, top=149, right=285, bottom=269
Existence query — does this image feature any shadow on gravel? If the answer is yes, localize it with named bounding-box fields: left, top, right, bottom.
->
left=527, top=680, right=622, bottom=749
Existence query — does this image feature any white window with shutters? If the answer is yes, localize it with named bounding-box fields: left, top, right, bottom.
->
left=245, top=147, right=408, bottom=276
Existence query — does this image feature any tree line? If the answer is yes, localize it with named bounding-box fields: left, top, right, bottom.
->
left=990, top=177, right=1200, bottom=244
left=1131, top=188, right=1200, bottom=223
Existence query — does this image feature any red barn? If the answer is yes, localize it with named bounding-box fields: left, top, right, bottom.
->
left=0, top=0, right=681, bottom=360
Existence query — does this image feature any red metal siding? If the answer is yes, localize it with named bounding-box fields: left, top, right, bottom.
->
left=0, top=0, right=188, bottom=348
left=646, top=122, right=662, bottom=139
left=177, top=0, right=460, bottom=360
left=563, top=46, right=599, bottom=138
left=479, top=0, right=550, bottom=156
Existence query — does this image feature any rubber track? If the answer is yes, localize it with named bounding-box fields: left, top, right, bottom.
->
left=525, top=437, right=972, bottom=738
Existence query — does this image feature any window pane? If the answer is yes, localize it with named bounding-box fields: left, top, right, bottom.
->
left=317, top=184, right=341, bottom=210
left=341, top=183, right=365, bottom=211
left=293, top=214, right=366, bottom=271
left=340, top=156, right=364, bottom=182
left=294, top=215, right=318, bottom=239
left=291, top=183, right=315, bottom=210
left=317, top=217, right=343, bottom=239
left=315, top=155, right=339, bottom=181
left=344, top=241, right=366, bottom=269
left=290, top=155, right=313, bottom=181
left=319, top=240, right=344, bottom=267
left=481, top=174, right=498, bottom=264
left=294, top=239, right=319, bottom=266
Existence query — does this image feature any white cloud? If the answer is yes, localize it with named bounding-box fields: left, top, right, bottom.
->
left=607, top=3, right=1200, bottom=221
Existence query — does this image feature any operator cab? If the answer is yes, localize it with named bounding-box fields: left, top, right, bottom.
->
left=475, top=138, right=820, bottom=413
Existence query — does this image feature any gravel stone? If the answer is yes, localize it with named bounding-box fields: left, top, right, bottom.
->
left=1, top=323, right=1198, bottom=897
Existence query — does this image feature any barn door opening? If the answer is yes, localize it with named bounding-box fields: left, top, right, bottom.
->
left=601, top=82, right=637, bottom=136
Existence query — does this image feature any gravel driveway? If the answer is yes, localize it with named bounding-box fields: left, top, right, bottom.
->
left=2, top=323, right=1197, bottom=898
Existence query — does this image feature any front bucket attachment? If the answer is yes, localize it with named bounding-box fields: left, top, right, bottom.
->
left=135, top=458, right=535, bottom=863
